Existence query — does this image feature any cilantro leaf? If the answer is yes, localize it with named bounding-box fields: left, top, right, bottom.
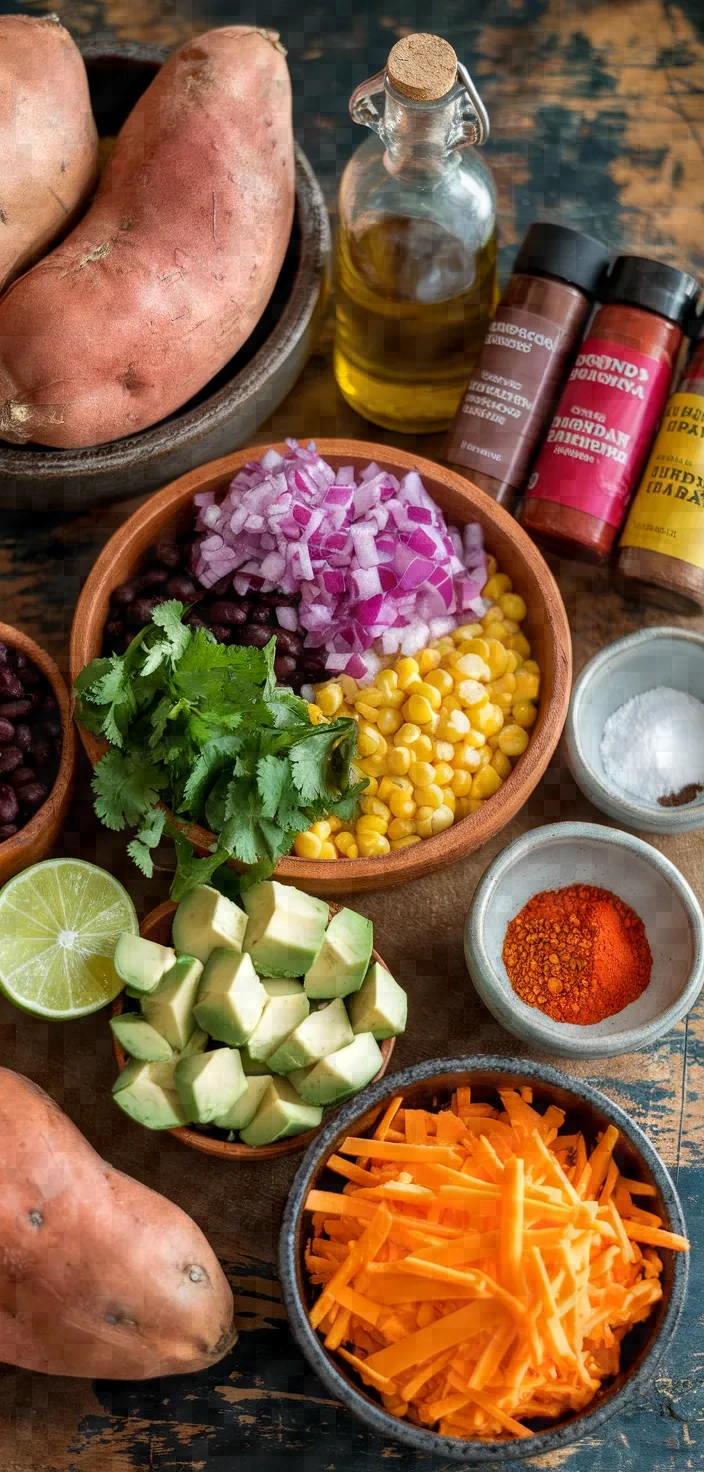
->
left=256, top=754, right=289, bottom=820
left=167, top=827, right=231, bottom=903
left=221, top=779, right=261, bottom=866
left=181, top=734, right=240, bottom=814
left=92, top=749, right=165, bottom=830
left=126, top=807, right=167, bottom=877
left=290, top=718, right=359, bottom=805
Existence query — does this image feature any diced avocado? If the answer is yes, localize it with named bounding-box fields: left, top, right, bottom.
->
left=267, top=997, right=353, bottom=1073
left=112, top=1059, right=188, bottom=1129
left=304, top=908, right=374, bottom=999
left=242, top=880, right=328, bottom=977
left=239, top=1076, right=322, bottom=1147
left=142, top=955, right=203, bottom=1051
left=246, top=989, right=310, bottom=1063
left=174, top=1047, right=246, bottom=1125
left=110, top=1013, right=174, bottom=1062
left=239, top=1046, right=273, bottom=1075
left=290, top=1033, right=383, bottom=1107
left=261, top=977, right=306, bottom=997
left=214, top=1074, right=272, bottom=1131
left=176, top=1025, right=210, bottom=1059
left=347, top=962, right=408, bottom=1040
left=194, top=949, right=267, bottom=1046
left=172, top=885, right=247, bottom=965
left=113, top=933, right=176, bottom=994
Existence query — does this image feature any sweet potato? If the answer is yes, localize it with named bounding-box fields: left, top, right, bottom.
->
left=0, top=26, right=295, bottom=449
left=0, top=15, right=97, bottom=293
left=0, top=1068, right=236, bottom=1379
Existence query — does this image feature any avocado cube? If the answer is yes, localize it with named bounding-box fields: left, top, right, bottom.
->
left=112, top=1059, right=189, bottom=1130
left=141, top=955, right=203, bottom=1051
left=113, top=933, right=176, bottom=994
left=176, top=1025, right=210, bottom=1059
left=194, top=949, right=267, bottom=1046
left=214, top=1073, right=272, bottom=1131
left=172, top=885, right=247, bottom=965
left=110, top=1013, right=174, bottom=1062
left=174, top=1047, right=247, bottom=1125
left=289, top=1033, right=383, bottom=1107
left=239, top=1076, right=322, bottom=1147
left=246, top=985, right=310, bottom=1064
left=243, top=880, right=328, bottom=977
left=347, top=962, right=408, bottom=1040
left=239, top=1045, right=273, bottom=1075
left=304, top=908, right=374, bottom=999
left=260, top=977, right=306, bottom=997
left=267, top=997, right=353, bottom=1074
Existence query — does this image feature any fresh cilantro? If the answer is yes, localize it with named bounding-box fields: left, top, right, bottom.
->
left=75, top=601, right=364, bottom=897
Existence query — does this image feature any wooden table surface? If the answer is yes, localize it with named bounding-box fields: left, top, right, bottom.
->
left=1, top=1, right=704, bottom=1468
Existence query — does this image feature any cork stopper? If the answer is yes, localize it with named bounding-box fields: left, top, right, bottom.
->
left=387, top=34, right=458, bottom=102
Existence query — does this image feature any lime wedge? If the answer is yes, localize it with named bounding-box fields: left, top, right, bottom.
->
left=0, top=859, right=138, bottom=1019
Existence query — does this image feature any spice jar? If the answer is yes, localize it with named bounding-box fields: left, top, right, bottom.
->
left=618, top=327, right=704, bottom=612
left=520, top=256, right=700, bottom=563
left=444, top=222, right=610, bottom=508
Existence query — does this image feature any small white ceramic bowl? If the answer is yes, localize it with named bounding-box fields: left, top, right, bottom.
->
left=464, top=821, right=704, bottom=1058
left=565, top=627, right=704, bottom=833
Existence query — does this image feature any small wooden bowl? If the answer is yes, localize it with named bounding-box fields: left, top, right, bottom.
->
left=0, top=624, right=77, bottom=886
left=70, top=438, right=572, bottom=895
left=111, top=899, right=395, bottom=1160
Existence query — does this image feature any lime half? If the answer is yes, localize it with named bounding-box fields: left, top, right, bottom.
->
left=0, top=859, right=138, bottom=1019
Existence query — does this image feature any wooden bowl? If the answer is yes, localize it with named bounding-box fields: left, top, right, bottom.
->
left=0, top=624, right=77, bottom=886
left=0, top=40, right=330, bottom=514
left=111, top=899, right=395, bottom=1160
left=71, top=440, right=572, bottom=894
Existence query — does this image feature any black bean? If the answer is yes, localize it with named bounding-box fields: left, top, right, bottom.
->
left=185, top=613, right=208, bottom=629
left=0, top=669, right=23, bottom=699
left=14, top=724, right=32, bottom=750
left=238, top=624, right=273, bottom=649
left=208, top=625, right=231, bottom=643
left=0, top=785, right=18, bottom=824
left=210, top=573, right=235, bottom=597
left=43, top=719, right=61, bottom=740
left=19, top=783, right=47, bottom=810
left=0, top=824, right=17, bottom=840
left=10, top=767, right=35, bottom=789
left=32, top=739, right=50, bottom=768
left=42, top=695, right=58, bottom=714
left=0, top=700, right=31, bottom=719
left=128, top=597, right=164, bottom=626
left=0, top=747, right=24, bottom=774
left=142, top=567, right=169, bottom=589
left=206, top=600, right=248, bottom=627
left=250, top=605, right=273, bottom=626
left=274, top=655, right=297, bottom=680
left=112, top=580, right=138, bottom=606
left=0, top=718, right=14, bottom=744
left=152, top=539, right=184, bottom=569
left=166, top=575, right=199, bottom=601
left=0, top=643, right=7, bottom=664
left=302, top=655, right=328, bottom=676
left=104, top=619, right=125, bottom=641
left=275, top=630, right=303, bottom=658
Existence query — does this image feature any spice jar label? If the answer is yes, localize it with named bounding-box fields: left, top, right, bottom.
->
left=620, top=391, right=704, bottom=569
left=446, top=305, right=569, bottom=491
left=525, top=337, right=672, bottom=528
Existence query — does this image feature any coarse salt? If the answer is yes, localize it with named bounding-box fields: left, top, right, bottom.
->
left=600, top=686, right=704, bottom=805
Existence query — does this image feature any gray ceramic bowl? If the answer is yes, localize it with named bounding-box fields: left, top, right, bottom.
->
left=464, top=822, right=704, bottom=1057
left=0, top=40, right=330, bottom=514
left=280, top=1055, right=689, bottom=1464
left=565, top=627, right=704, bottom=833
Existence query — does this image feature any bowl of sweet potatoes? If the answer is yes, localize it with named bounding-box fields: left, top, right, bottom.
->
left=0, top=33, right=330, bottom=513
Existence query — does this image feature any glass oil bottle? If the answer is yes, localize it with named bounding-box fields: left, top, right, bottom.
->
left=334, top=33, right=497, bottom=435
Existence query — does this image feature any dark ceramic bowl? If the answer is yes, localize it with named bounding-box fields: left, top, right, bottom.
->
left=280, top=1055, right=689, bottom=1463
left=0, top=39, right=330, bottom=514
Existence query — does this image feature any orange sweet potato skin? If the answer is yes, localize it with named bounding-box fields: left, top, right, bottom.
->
left=0, top=26, right=294, bottom=449
left=0, top=15, right=98, bottom=294
left=0, top=1068, right=236, bottom=1379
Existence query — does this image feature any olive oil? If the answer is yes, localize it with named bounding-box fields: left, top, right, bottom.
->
left=334, top=215, right=498, bottom=433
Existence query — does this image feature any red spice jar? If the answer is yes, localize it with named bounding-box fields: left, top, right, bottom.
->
left=520, top=256, right=700, bottom=563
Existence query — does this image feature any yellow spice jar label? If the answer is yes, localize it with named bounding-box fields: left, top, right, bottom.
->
left=620, top=391, right=704, bottom=568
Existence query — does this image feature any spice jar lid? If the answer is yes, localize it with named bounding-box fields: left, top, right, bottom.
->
left=387, top=34, right=458, bottom=101
left=513, top=223, right=610, bottom=297
left=604, top=255, right=701, bottom=327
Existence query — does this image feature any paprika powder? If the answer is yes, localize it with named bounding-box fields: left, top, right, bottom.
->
left=502, top=883, right=652, bottom=1025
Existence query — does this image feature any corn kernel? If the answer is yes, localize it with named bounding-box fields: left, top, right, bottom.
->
left=441, top=787, right=456, bottom=812
left=395, top=657, right=421, bottom=691
left=433, top=636, right=455, bottom=654
left=485, top=553, right=498, bottom=578
left=452, top=623, right=484, bottom=643
left=491, top=750, right=513, bottom=779
left=415, top=681, right=442, bottom=711
left=441, top=696, right=463, bottom=718
left=487, top=673, right=516, bottom=713
left=315, top=682, right=343, bottom=717
left=437, top=708, right=471, bottom=742
left=477, top=746, right=493, bottom=769
left=474, top=702, right=504, bottom=737
left=307, top=702, right=327, bottom=725
left=326, top=816, right=342, bottom=834
left=487, top=733, right=501, bottom=750
left=294, top=831, right=321, bottom=859
left=387, top=745, right=412, bottom=775
left=420, top=783, right=444, bottom=810
left=414, top=733, right=434, bottom=761
left=390, top=834, right=422, bottom=850
left=377, top=777, right=400, bottom=803
left=338, top=704, right=355, bottom=718
left=482, top=572, right=512, bottom=601
left=389, top=790, right=416, bottom=820
left=358, top=755, right=387, bottom=778
left=395, top=722, right=422, bottom=748
left=454, top=652, right=492, bottom=681
left=454, top=797, right=471, bottom=821
left=430, top=804, right=454, bottom=834
left=501, top=618, right=521, bottom=637
left=404, top=693, right=434, bottom=726
left=356, top=686, right=384, bottom=709
left=356, top=814, right=389, bottom=836
left=451, top=768, right=474, bottom=796
left=507, top=633, right=531, bottom=660
left=339, top=674, right=357, bottom=701
left=505, top=650, right=521, bottom=674
left=524, top=659, right=540, bottom=675
left=335, top=831, right=358, bottom=855
left=414, top=808, right=434, bottom=837
left=456, top=679, right=489, bottom=711
left=357, top=723, right=381, bottom=756
left=409, top=760, right=436, bottom=788
left=514, top=670, right=540, bottom=702
left=358, top=773, right=378, bottom=797
left=499, top=592, right=527, bottom=622
left=319, top=841, right=337, bottom=860
left=357, top=831, right=391, bottom=858
left=484, top=638, right=509, bottom=679
left=360, top=796, right=391, bottom=819
left=512, top=700, right=537, bottom=728
left=425, top=668, right=454, bottom=698
left=375, top=668, right=398, bottom=697
left=417, top=647, right=441, bottom=675
left=311, top=820, right=331, bottom=840
left=452, top=744, right=483, bottom=773
left=471, top=765, right=503, bottom=799
left=433, top=760, right=454, bottom=788
left=378, top=706, right=404, bottom=737
left=482, top=617, right=510, bottom=641
left=355, top=700, right=380, bottom=724
left=388, top=817, right=416, bottom=840
left=499, top=723, right=531, bottom=757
